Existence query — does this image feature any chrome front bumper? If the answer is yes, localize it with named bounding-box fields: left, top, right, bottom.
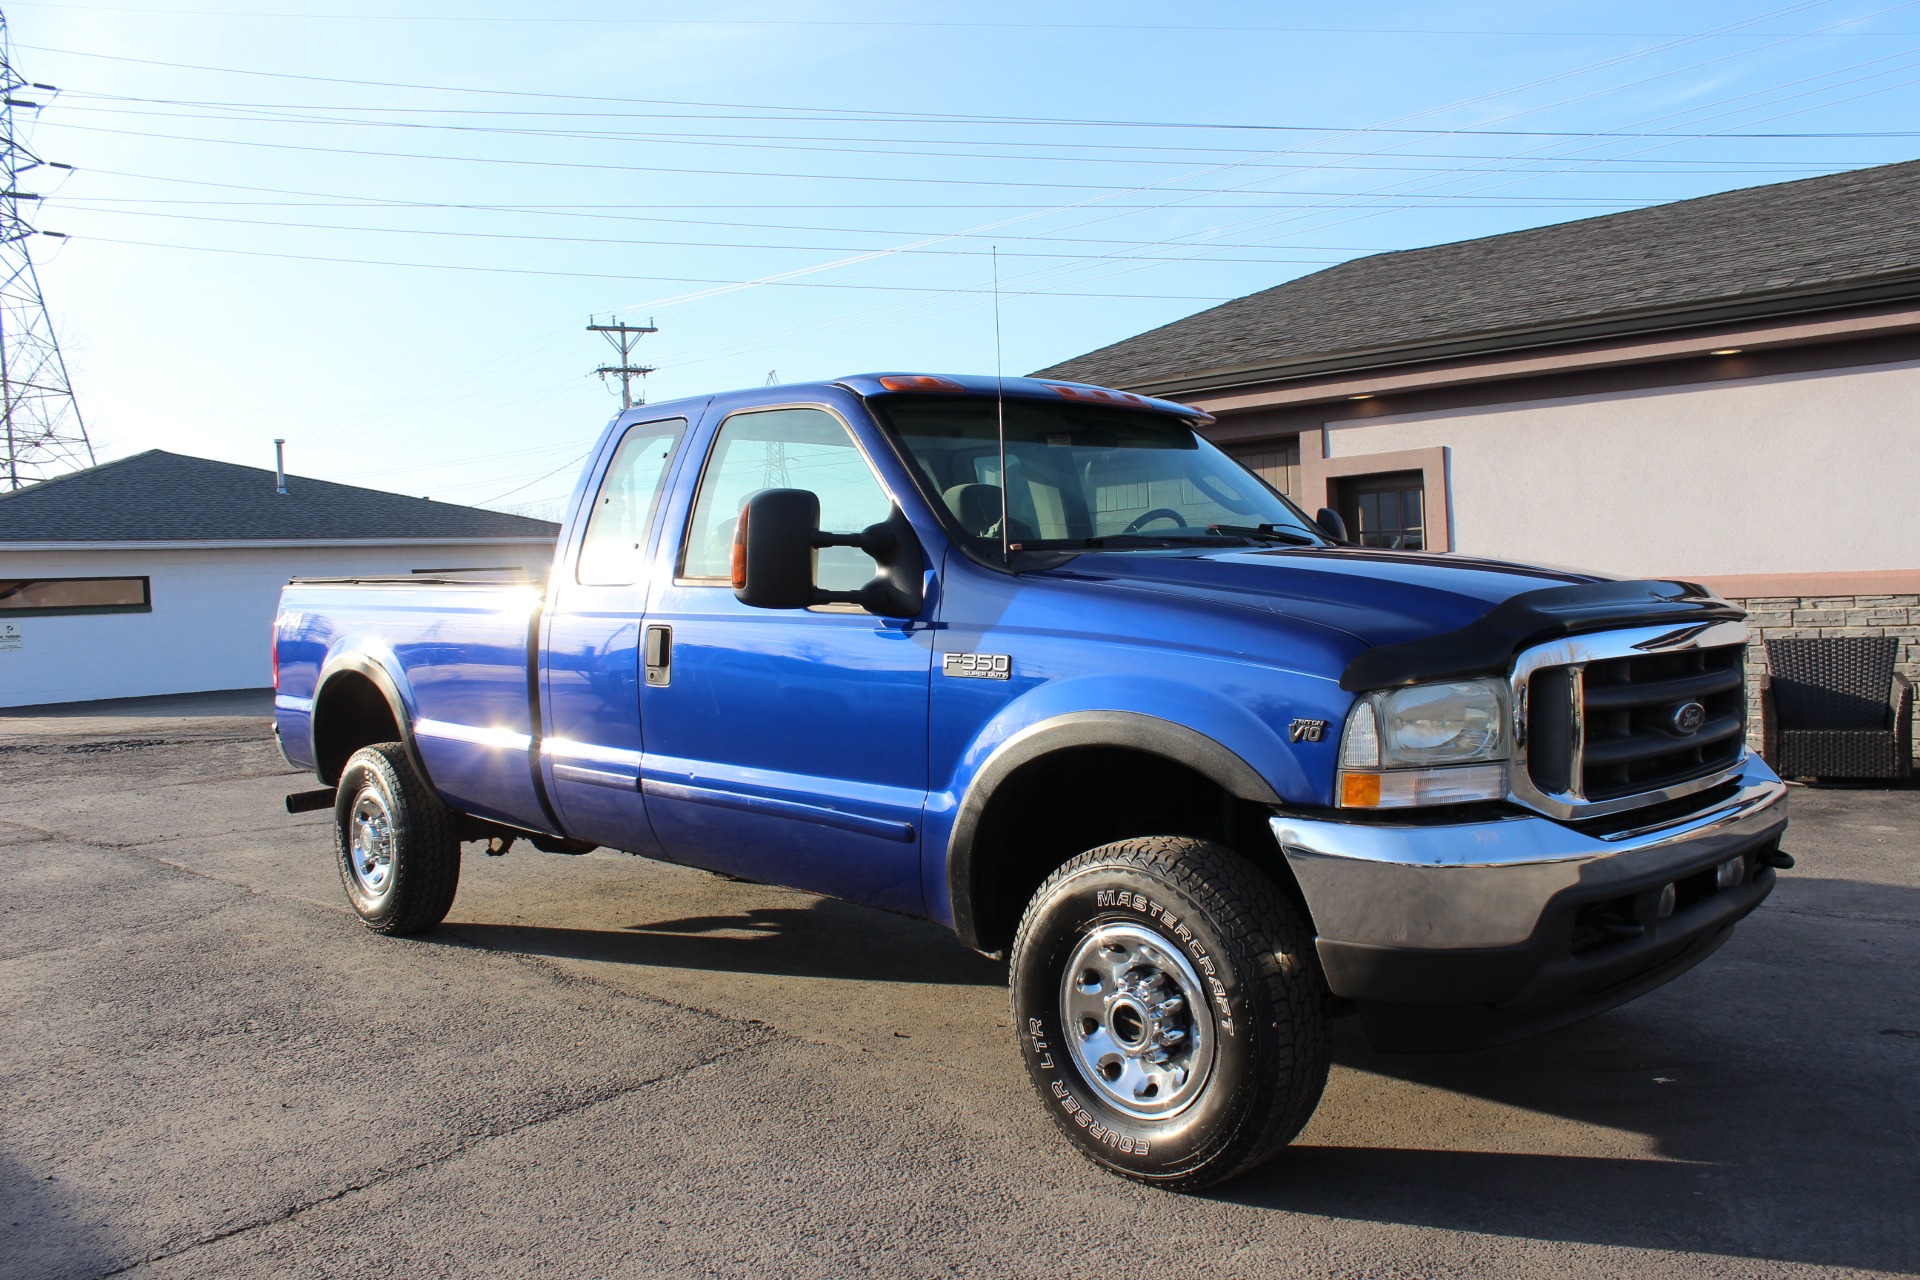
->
left=1270, top=753, right=1788, bottom=952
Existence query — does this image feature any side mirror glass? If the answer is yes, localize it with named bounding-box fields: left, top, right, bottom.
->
left=1315, top=507, right=1350, bottom=543
left=732, top=488, right=926, bottom=618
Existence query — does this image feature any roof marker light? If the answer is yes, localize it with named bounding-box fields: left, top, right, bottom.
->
left=877, top=375, right=966, bottom=393
left=1710, top=348, right=1743, bottom=356
left=1046, top=383, right=1147, bottom=406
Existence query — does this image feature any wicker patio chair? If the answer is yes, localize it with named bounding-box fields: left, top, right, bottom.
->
left=1764, top=635, right=1913, bottom=781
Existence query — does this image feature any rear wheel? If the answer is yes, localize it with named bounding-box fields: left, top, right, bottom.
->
left=333, top=742, right=461, bottom=935
left=1009, top=836, right=1328, bottom=1189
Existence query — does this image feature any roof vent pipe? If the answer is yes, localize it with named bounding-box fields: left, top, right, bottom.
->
left=273, top=438, right=287, bottom=495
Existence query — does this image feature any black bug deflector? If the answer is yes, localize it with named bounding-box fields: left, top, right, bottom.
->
left=1339, top=579, right=1747, bottom=692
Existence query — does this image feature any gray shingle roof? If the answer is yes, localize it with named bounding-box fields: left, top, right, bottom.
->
left=0, top=450, right=561, bottom=543
left=1035, top=159, right=1920, bottom=391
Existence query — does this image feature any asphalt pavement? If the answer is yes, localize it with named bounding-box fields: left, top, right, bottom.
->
left=2, top=691, right=1916, bottom=1278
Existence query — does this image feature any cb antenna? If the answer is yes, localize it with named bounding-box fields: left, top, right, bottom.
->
left=992, top=246, right=1010, bottom=567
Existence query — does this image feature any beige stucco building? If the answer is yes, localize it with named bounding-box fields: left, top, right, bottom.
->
left=1038, top=159, right=1920, bottom=762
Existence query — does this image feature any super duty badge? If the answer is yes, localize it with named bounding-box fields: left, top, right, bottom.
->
left=943, top=652, right=1012, bottom=681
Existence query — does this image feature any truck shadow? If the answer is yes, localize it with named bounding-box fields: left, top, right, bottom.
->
left=440, top=900, right=1006, bottom=987
left=0, top=1147, right=123, bottom=1280
left=434, top=867, right=1916, bottom=1270
left=1214, top=875, right=1920, bottom=1273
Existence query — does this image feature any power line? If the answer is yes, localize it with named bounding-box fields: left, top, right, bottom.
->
left=9, top=3, right=1919, bottom=37
left=68, top=234, right=1240, bottom=299
left=20, top=41, right=1920, bottom=137
left=42, top=99, right=1913, bottom=173
left=41, top=205, right=1554, bottom=263
left=57, top=90, right=1920, bottom=156
left=40, top=119, right=1765, bottom=196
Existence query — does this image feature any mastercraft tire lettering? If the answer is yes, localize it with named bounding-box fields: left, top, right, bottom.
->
left=1009, top=836, right=1329, bottom=1189
left=333, top=741, right=462, bottom=935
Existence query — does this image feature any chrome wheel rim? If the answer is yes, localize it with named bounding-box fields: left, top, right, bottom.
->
left=347, top=789, right=396, bottom=897
left=1059, top=922, right=1215, bottom=1119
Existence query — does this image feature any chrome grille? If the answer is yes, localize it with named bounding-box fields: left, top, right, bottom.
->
left=1510, top=622, right=1751, bottom=820
left=1575, top=645, right=1746, bottom=800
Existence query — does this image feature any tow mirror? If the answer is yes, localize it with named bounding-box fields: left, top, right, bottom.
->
left=1315, top=507, right=1350, bottom=543
left=732, top=488, right=925, bottom=618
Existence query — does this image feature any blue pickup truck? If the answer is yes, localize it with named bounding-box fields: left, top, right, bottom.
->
left=273, top=372, right=1789, bottom=1188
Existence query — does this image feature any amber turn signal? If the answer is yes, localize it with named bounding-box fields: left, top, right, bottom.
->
left=1341, top=773, right=1382, bottom=807
left=730, top=505, right=750, bottom=590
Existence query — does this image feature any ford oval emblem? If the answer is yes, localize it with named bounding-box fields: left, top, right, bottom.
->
left=1670, top=700, right=1708, bottom=735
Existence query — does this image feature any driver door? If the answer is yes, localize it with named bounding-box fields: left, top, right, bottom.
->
left=637, top=402, right=935, bottom=915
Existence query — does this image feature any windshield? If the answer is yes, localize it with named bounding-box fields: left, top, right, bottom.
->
left=876, top=396, right=1322, bottom=553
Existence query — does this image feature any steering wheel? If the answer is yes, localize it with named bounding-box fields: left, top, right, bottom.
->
left=1121, top=507, right=1186, bottom=534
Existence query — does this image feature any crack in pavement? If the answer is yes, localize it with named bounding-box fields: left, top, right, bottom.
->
left=4, top=825, right=796, bottom=1038
left=91, top=1036, right=775, bottom=1278
left=1772, top=905, right=1920, bottom=928
left=432, top=919, right=792, bottom=1043
left=1, top=815, right=327, bottom=857
left=0, top=734, right=265, bottom=756
left=0, top=821, right=285, bottom=894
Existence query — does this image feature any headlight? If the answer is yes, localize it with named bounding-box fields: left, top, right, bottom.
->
left=1338, top=678, right=1510, bottom=808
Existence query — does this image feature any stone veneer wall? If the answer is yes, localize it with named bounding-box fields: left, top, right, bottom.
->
left=1722, top=593, right=1920, bottom=768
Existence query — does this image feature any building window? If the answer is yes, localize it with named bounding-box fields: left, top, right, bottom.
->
left=1335, top=471, right=1425, bottom=549
left=1228, top=437, right=1301, bottom=497
left=0, top=577, right=152, bottom=616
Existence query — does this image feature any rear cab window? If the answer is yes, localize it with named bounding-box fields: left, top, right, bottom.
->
left=576, top=419, right=686, bottom=586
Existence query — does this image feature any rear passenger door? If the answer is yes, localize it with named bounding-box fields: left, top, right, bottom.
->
left=638, top=401, right=934, bottom=915
left=540, top=415, right=688, bottom=855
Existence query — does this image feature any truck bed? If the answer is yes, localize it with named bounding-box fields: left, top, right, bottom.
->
left=274, top=573, right=551, bottom=832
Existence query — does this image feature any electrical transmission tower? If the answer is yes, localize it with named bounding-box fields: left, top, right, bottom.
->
left=587, top=316, right=656, bottom=410
left=0, top=12, right=89, bottom=490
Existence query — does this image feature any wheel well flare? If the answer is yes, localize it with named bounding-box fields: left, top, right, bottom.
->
left=956, top=745, right=1301, bottom=954
left=312, top=671, right=402, bottom=785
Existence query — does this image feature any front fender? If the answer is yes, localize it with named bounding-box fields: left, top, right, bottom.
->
left=930, top=671, right=1347, bottom=947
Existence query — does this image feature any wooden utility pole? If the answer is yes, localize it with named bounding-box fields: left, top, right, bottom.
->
left=587, top=317, right=657, bottom=410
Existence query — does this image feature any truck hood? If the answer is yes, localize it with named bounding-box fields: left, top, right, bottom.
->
left=1037, top=546, right=1744, bottom=689
left=1038, top=546, right=1607, bottom=651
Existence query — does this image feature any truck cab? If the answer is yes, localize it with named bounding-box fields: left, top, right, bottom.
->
left=274, top=372, right=1788, bottom=1189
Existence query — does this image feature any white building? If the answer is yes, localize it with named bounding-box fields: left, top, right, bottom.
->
left=0, top=450, right=558, bottom=708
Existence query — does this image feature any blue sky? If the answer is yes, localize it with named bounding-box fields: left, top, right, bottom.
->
left=14, top=0, right=1920, bottom=517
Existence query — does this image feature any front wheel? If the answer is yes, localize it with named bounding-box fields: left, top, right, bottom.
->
left=333, top=742, right=461, bottom=935
left=1009, top=836, right=1328, bottom=1189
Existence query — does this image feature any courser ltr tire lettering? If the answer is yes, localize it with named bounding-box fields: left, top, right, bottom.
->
left=1009, top=836, right=1328, bottom=1189
left=333, top=742, right=462, bottom=935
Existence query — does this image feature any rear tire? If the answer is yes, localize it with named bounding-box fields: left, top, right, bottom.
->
left=333, top=742, right=461, bottom=935
left=1009, top=836, right=1328, bottom=1190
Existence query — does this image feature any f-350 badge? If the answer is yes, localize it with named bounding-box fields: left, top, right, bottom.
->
left=943, top=652, right=1012, bottom=680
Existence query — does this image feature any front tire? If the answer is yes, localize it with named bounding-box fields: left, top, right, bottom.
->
left=1009, top=836, right=1328, bottom=1189
left=333, top=742, right=461, bottom=935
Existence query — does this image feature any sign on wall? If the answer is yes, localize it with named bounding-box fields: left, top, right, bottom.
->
left=0, top=622, right=20, bottom=652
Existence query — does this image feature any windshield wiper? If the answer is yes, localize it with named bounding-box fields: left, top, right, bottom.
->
left=1204, top=523, right=1320, bottom=545
left=1025, top=527, right=1316, bottom=551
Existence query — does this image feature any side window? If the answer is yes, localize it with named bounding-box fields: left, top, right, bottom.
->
left=575, top=419, right=686, bottom=586
left=683, top=407, right=894, bottom=592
